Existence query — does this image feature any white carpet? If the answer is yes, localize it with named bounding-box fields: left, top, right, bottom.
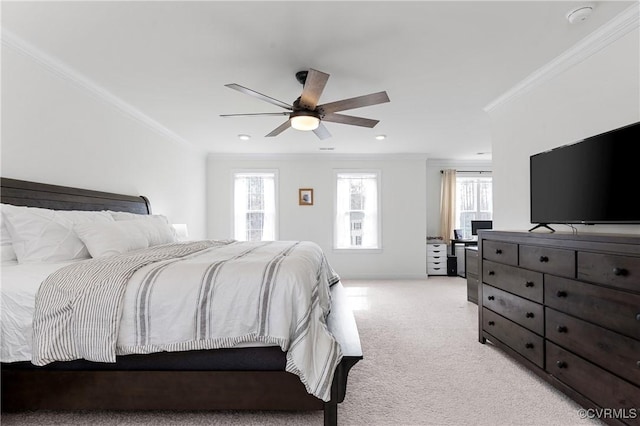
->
left=1, top=277, right=600, bottom=425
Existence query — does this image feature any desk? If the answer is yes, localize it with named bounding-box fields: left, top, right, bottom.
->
left=450, top=239, right=478, bottom=255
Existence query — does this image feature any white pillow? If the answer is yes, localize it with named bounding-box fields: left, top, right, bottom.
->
left=1, top=204, right=114, bottom=263
left=74, top=219, right=177, bottom=258
left=109, top=211, right=169, bottom=223
left=108, top=210, right=178, bottom=242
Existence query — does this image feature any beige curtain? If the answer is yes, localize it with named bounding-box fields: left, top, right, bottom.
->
left=440, top=169, right=456, bottom=244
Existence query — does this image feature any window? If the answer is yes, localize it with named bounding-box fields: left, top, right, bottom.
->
left=455, top=176, right=492, bottom=239
left=335, top=171, right=380, bottom=249
left=233, top=171, right=277, bottom=241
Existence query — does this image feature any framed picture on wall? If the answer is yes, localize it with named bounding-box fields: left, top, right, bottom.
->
left=299, top=188, right=313, bottom=206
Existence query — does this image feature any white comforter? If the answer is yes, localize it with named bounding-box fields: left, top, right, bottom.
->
left=4, top=240, right=342, bottom=401
left=1, top=260, right=75, bottom=362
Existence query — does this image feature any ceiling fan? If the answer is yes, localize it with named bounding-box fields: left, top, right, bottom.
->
left=220, top=69, right=390, bottom=140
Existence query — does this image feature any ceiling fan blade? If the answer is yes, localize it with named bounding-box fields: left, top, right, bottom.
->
left=220, top=112, right=290, bottom=117
left=265, top=120, right=292, bottom=137
left=299, top=69, right=330, bottom=110
left=225, top=84, right=293, bottom=110
left=322, top=113, right=380, bottom=128
left=319, top=91, right=390, bottom=114
left=313, top=123, right=332, bottom=140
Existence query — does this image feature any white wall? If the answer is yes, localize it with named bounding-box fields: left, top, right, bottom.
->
left=489, top=28, right=640, bottom=234
left=207, top=154, right=427, bottom=279
left=1, top=46, right=208, bottom=238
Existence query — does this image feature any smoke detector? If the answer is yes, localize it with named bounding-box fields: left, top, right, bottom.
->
left=566, top=5, right=594, bottom=24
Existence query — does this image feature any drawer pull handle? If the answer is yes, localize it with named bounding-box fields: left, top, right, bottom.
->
left=539, top=256, right=549, bottom=263
left=495, top=249, right=502, bottom=254
left=613, top=267, right=628, bottom=277
left=525, top=343, right=534, bottom=349
left=556, top=325, right=568, bottom=333
left=488, top=296, right=495, bottom=301
left=525, top=281, right=534, bottom=288
left=525, top=312, right=535, bottom=318
left=488, top=271, right=495, bottom=276
left=556, top=361, right=567, bottom=369
left=488, top=321, right=495, bottom=326
left=556, top=291, right=568, bottom=298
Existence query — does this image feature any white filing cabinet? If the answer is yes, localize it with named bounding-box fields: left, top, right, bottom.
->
left=427, top=242, right=447, bottom=276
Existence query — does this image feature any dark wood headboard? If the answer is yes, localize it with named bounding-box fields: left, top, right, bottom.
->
left=0, top=178, right=151, bottom=214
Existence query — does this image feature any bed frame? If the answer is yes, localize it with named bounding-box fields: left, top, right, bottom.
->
left=0, top=177, right=363, bottom=425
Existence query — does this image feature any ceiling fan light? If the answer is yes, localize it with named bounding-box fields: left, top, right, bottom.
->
left=290, top=112, right=320, bottom=131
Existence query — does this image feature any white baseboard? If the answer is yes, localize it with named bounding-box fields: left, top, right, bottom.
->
left=339, top=273, right=428, bottom=280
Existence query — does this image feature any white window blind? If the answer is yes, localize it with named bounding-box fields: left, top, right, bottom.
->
left=233, top=172, right=276, bottom=241
left=335, top=172, right=380, bottom=249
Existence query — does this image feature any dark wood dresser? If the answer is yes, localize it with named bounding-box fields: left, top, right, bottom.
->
left=466, top=247, right=479, bottom=304
left=478, top=231, right=640, bottom=426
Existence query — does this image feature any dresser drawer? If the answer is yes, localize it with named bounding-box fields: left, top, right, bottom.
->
left=428, top=265, right=447, bottom=275
left=427, top=255, right=446, bottom=263
left=545, top=275, right=640, bottom=341
left=483, top=308, right=543, bottom=368
left=482, top=260, right=543, bottom=303
left=427, top=244, right=447, bottom=254
left=427, top=259, right=446, bottom=268
left=482, top=240, right=517, bottom=265
left=546, top=308, right=640, bottom=388
left=578, top=251, right=640, bottom=292
left=482, top=284, right=543, bottom=335
left=546, top=342, right=640, bottom=425
left=519, top=245, right=575, bottom=278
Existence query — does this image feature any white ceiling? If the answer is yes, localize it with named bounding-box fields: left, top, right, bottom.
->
left=1, top=1, right=634, bottom=159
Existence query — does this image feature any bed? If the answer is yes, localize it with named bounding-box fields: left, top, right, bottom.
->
left=0, top=177, right=362, bottom=425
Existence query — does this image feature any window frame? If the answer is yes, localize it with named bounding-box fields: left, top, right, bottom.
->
left=455, top=173, right=492, bottom=240
left=231, top=169, right=279, bottom=241
left=333, top=169, right=382, bottom=252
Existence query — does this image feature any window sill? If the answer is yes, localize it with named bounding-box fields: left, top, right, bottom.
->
left=332, top=247, right=383, bottom=254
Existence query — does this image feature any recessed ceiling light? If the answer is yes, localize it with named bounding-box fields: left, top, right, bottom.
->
left=375, top=135, right=386, bottom=140
left=238, top=134, right=251, bottom=141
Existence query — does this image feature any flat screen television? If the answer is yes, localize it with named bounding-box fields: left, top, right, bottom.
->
left=530, top=121, right=640, bottom=229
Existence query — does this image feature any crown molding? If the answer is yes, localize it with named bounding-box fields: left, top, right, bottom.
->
left=426, top=158, right=492, bottom=169
left=207, top=152, right=430, bottom=162
left=1, top=28, right=199, bottom=151
left=484, top=3, right=640, bottom=113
